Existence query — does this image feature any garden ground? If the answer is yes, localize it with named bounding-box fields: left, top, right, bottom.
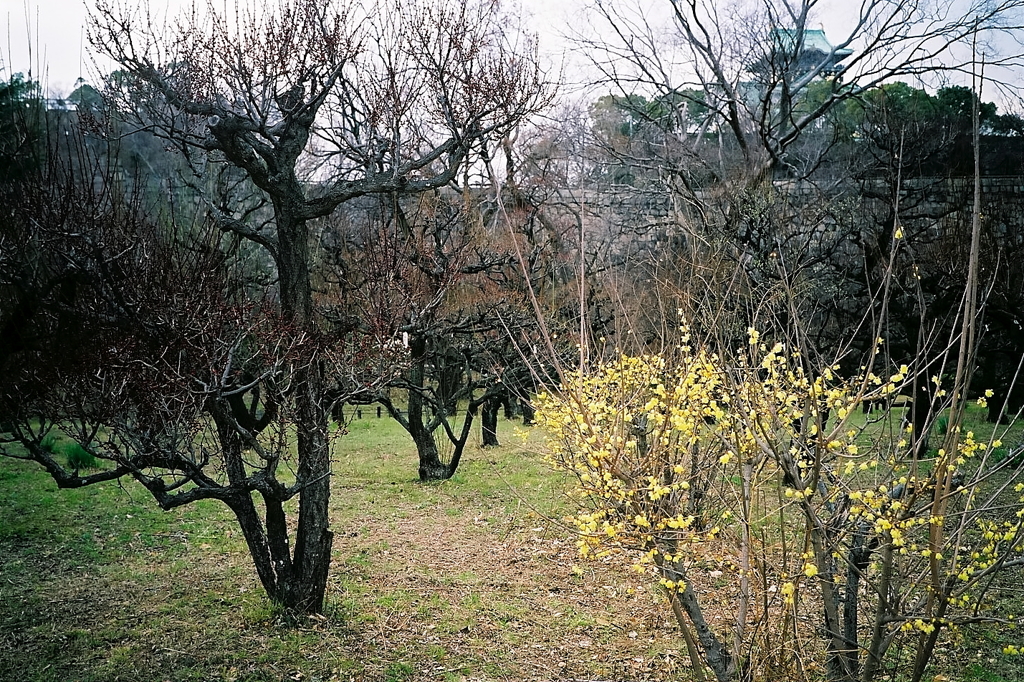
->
left=0, top=413, right=1020, bottom=681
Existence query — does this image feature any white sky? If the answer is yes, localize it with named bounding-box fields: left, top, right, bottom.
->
left=0, top=0, right=1013, bottom=102
left=2, top=0, right=93, bottom=92
left=0, top=0, right=587, bottom=95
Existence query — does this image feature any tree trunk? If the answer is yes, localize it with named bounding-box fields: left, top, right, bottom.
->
left=406, top=342, right=455, bottom=481
left=502, top=392, right=516, bottom=420
left=227, top=493, right=286, bottom=602
left=675, top=580, right=733, bottom=682
left=212, top=397, right=317, bottom=611
left=481, top=394, right=500, bottom=447
left=212, top=405, right=286, bottom=602
left=289, top=362, right=334, bottom=613
left=520, top=396, right=535, bottom=425
left=841, top=527, right=877, bottom=679
left=415, top=434, right=451, bottom=481
left=273, top=209, right=334, bottom=613
left=910, top=374, right=933, bottom=457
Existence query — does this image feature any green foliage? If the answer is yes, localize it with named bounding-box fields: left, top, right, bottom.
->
left=63, top=442, right=97, bottom=469
left=991, top=444, right=1024, bottom=469
left=588, top=89, right=713, bottom=187
left=39, top=432, right=97, bottom=469
left=936, top=85, right=998, bottom=124
left=384, top=661, right=415, bottom=681
left=68, top=81, right=103, bottom=115
left=852, top=82, right=996, bottom=130
left=838, top=81, right=1010, bottom=177
left=0, top=72, right=44, bottom=183
left=39, top=432, right=60, bottom=454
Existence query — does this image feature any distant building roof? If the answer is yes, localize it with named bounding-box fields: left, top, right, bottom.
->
left=780, top=29, right=852, bottom=57
left=768, top=28, right=853, bottom=76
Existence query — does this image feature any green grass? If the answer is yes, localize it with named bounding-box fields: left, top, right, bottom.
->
left=384, top=661, right=415, bottom=682
left=1, top=410, right=1020, bottom=682
left=0, top=415, right=608, bottom=682
left=39, top=431, right=98, bottom=469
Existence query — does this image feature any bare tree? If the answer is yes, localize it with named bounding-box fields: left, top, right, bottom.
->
left=566, top=1, right=1024, bottom=389
left=578, top=0, right=1024, bottom=180
left=1, top=0, right=545, bottom=615
left=322, top=189, right=522, bottom=479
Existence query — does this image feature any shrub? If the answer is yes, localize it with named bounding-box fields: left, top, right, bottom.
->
left=39, top=432, right=97, bottom=469
left=39, top=432, right=60, bottom=453
left=63, top=441, right=97, bottom=469
left=991, top=444, right=1024, bottom=469
left=537, top=330, right=1024, bottom=682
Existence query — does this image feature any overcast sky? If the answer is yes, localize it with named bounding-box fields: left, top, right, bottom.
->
left=3, top=0, right=93, bottom=92
left=1, top=0, right=588, bottom=94
left=1, top=0, right=1010, bottom=102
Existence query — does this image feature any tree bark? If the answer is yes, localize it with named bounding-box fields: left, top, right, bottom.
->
left=212, top=405, right=285, bottom=601
left=675, top=580, right=733, bottom=682
left=288, top=362, right=334, bottom=612
left=501, top=392, right=516, bottom=420
left=272, top=208, right=334, bottom=613
left=481, top=394, right=501, bottom=447
left=405, top=340, right=455, bottom=481
left=519, top=396, right=535, bottom=425
left=227, top=494, right=284, bottom=602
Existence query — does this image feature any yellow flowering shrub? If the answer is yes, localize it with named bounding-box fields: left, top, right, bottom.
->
left=537, top=331, right=1024, bottom=682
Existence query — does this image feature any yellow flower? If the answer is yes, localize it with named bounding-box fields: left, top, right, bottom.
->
left=781, top=581, right=796, bottom=605
left=804, top=563, right=819, bottom=578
